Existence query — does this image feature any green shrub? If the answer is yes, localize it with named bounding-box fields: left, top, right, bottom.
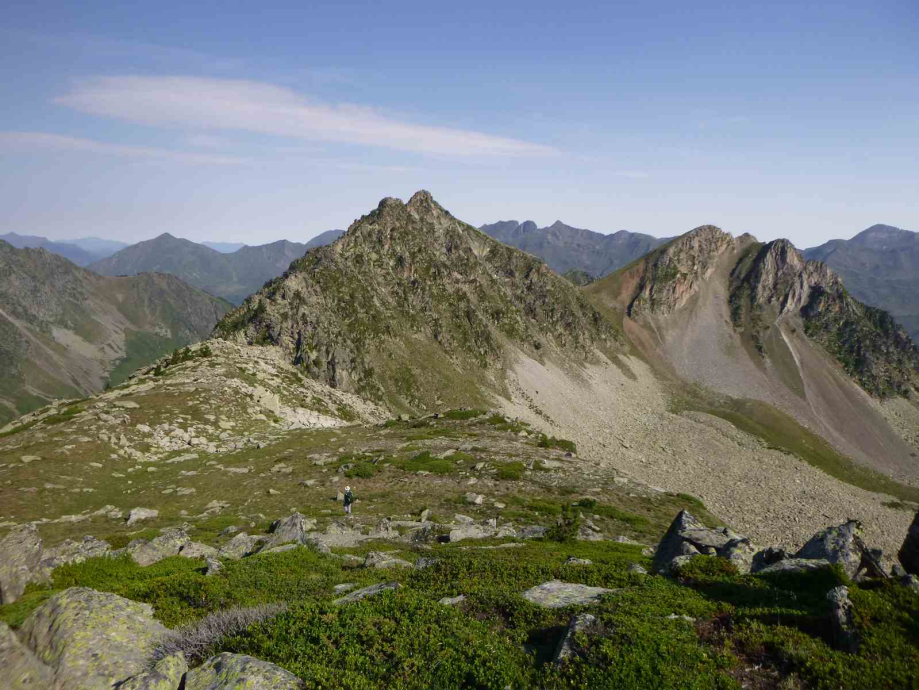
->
left=496, top=461, right=526, bottom=480
left=545, top=504, right=581, bottom=543
left=394, top=451, right=454, bottom=475
left=537, top=435, right=577, bottom=453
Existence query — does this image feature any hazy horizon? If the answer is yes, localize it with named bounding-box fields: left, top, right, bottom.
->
left=2, top=2, right=916, bottom=248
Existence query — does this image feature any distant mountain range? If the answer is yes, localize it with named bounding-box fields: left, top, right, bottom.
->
left=88, top=231, right=345, bottom=304
left=0, top=233, right=128, bottom=267
left=202, top=241, right=247, bottom=253
left=0, top=240, right=231, bottom=425
left=804, top=224, right=919, bottom=343
left=479, top=220, right=668, bottom=278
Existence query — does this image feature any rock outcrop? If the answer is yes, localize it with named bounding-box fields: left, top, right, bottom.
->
left=127, top=528, right=191, bottom=567
left=0, top=523, right=43, bottom=604
left=0, top=621, right=55, bottom=689
left=793, top=520, right=865, bottom=580
left=20, top=587, right=169, bottom=689
left=652, top=510, right=755, bottom=574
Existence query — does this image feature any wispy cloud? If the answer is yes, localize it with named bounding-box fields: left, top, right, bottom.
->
left=0, top=132, right=247, bottom=165
left=55, top=76, right=557, bottom=158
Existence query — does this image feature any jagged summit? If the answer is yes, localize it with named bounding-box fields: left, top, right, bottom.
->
left=215, top=192, right=615, bottom=411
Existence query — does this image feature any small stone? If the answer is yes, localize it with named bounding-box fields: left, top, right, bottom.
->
left=464, top=492, right=484, bottom=506
left=439, top=595, right=466, bottom=606
left=564, top=557, right=593, bottom=566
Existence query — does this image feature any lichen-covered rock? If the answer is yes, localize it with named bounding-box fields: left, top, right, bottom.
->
left=794, top=520, right=865, bottom=579
left=0, top=621, right=55, bottom=689
left=438, top=595, right=466, bottom=606
left=128, top=528, right=191, bottom=567
left=363, top=551, right=412, bottom=569
left=827, top=586, right=859, bottom=653
left=899, top=511, right=919, bottom=576
left=218, top=532, right=263, bottom=560
left=185, top=652, right=302, bottom=689
left=259, top=512, right=318, bottom=552
left=333, top=582, right=402, bottom=605
left=205, top=556, right=223, bottom=577
left=521, top=580, right=616, bottom=609
left=119, top=652, right=187, bottom=689
left=180, top=541, right=220, bottom=560
left=127, top=507, right=159, bottom=526
left=35, top=535, right=111, bottom=581
left=553, top=613, right=597, bottom=663
left=0, top=523, right=42, bottom=604
left=20, top=587, right=169, bottom=690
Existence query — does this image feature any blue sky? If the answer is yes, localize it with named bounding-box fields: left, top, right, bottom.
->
left=1, top=1, right=916, bottom=247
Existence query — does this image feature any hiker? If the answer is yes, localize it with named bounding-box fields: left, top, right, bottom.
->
left=343, top=485, right=355, bottom=515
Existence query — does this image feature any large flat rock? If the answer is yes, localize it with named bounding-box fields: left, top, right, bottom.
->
left=521, top=580, right=617, bottom=609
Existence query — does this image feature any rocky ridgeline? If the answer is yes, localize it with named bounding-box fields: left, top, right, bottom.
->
left=2, top=504, right=918, bottom=688
left=216, top=190, right=615, bottom=409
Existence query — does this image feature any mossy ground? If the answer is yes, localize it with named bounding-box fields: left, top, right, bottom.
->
left=4, top=535, right=917, bottom=688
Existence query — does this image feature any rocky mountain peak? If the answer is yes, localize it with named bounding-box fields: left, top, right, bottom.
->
left=216, top=192, right=614, bottom=410
left=627, top=225, right=734, bottom=316
left=744, top=239, right=840, bottom=315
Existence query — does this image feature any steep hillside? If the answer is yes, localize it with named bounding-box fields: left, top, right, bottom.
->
left=805, top=224, right=919, bottom=343
left=216, top=191, right=616, bottom=411
left=90, top=232, right=343, bottom=304
left=587, top=225, right=919, bottom=481
left=0, top=241, right=231, bottom=425
left=480, top=220, right=666, bottom=277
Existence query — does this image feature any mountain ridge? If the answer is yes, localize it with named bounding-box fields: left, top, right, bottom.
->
left=479, top=219, right=668, bottom=278
left=805, top=224, right=919, bottom=344
left=0, top=240, right=231, bottom=425
left=90, top=231, right=344, bottom=304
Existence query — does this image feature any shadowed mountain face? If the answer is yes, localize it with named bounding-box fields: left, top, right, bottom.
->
left=479, top=220, right=667, bottom=278
left=588, top=225, right=919, bottom=479
left=89, top=232, right=342, bottom=304
left=805, top=224, right=919, bottom=343
left=215, top=192, right=616, bottom=411
left=0, top=240, right=231, bottom=425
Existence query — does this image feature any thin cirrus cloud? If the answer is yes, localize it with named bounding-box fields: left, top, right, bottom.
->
left=0, top=131, right=247, bottom=165
left=54, top=76, right=558, bottom=158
